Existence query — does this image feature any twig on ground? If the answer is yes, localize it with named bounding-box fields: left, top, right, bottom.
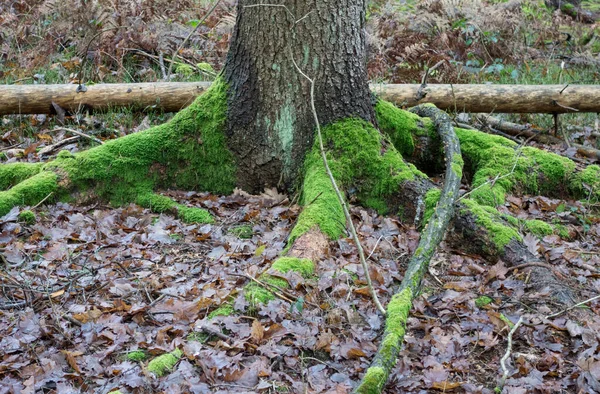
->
left=291, top=56, right=386, bottom=315
left=498, top=315, right=524, bottom=391
left=547, top=294, right=600, bottom=318
left=54, top=127, right=104, bottom=145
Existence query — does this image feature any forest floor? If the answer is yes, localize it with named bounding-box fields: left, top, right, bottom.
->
left=1, top=0, right=600, bottom=393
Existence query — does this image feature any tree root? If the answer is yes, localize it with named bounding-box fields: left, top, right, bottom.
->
left=354, top=104, right=462, bottom=393
left=0, top=78, right=235, bottom=222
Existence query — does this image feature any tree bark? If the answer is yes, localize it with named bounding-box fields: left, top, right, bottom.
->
left=222, top=0, right=375, bottom=192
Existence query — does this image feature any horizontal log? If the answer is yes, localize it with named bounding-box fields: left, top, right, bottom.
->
left=1, top=82, right=600, bottom=115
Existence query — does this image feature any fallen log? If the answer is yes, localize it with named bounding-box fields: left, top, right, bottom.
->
left=2, top=82, right=600, bottom=115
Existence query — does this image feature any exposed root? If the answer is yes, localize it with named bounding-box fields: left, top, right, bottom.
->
left=354, top=104, right=462, bottom=393
left=0, top=78, right=235, bottom=221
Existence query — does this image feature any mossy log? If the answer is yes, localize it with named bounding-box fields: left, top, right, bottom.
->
left=4, top=82, right=600, bottom=115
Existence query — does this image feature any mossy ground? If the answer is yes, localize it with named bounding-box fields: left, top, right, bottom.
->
left=0, top=78, right=235, bottom=221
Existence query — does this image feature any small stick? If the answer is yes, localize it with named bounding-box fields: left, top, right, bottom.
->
left=33, top=192, right=54, bottom=208
left=498, top=315, right=524, bottom=390
left=53, top=127, right=103, bottom=144
left=547, top=294, right=600, bottom=318
left=291, top=56, right=386, bottom=315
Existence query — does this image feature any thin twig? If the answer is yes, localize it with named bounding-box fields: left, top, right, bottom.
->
left=498, top=315, right=524, bottom=390
left=33, top=192, right=54, bottom=209
left=291, top=56, right=386, bottom=315
left=547, top=294, right=600, bottom=318
left=166, top=0, right=222, bottom=79
left=53, top=127, right=103, bottom=145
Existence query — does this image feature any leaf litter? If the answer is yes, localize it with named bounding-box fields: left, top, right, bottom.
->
left=0, top=189, right=599, bottom=393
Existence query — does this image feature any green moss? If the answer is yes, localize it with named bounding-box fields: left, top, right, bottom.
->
left=177, top=206, right=213, bottom=224
left=0, top=162, right=43, bottom=190
left=41, top=77, right=235, bottom=207
left=384, top=287, right=412, bottom=345
left=0, top=171, right=58, bottom=216
left=355, top=288, right=412, bottom=394
left=355, top=366, right=386, bottom=394
left=244, top=257, right=314, bottom=306
left=271, top=257, right=314, bottom=276
left=456, top=127, right=590, bottom=206
left=187, top=331, right=210, bottom=342
left=475, top=295, right=494, bottom=308
left=18, top=210, right=36, bottom=225
left=208, top=304, right=235, bottom=319
left=291, top=118, right=426, bottom=242
left=136, top=193, right=213, bottom=223
left=461, top=198, right=521, bottom=252
left=451, top=153, right=464, bottom=179
left=147, top=348, right=183, bottom=377
left=126, top=350, right=147, bottom=362
left=571, top=165, right=600, bottom=200
left=555, top=223, right=570, bottom=239
left=229, top=224, right=253, bottom=239
left=524, top=219, right=553, bottom=237
left=422, top=188, right=441, bottom=225
left=244, top=275, right=288, bottom=305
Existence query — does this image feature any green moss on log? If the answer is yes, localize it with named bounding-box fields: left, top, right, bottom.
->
left=136, top=193, right=213, bottom=223
left=355, top=287, right=413, bottom=394
left=147, top=348, right=183, bottom=377
left=0, top=162, right=43, bottom=190
left=456, top=127, right=598, bottom=206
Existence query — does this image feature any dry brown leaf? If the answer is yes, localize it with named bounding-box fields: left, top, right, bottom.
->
left=251, top=319, right=264, bottom=344
left=431, top=381, right=462, bottom=390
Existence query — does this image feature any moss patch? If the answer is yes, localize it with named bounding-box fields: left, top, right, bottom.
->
left=18, top=210, right=36, bottom=225
left=0, top=162, right=43, bottom=190
left=208, top=304, right=235, bottom=319
left=147, top=348, right=183, bottom=377
left=475, top=295, right=494, bottom=308
left=461, top=198, right=521, bottom=252
left=422, top=188, right=441, bottom=225
left=524, top=219, right=553, bottom=237
left=229, top=224, right=253, bottom=239
left=244, top=257, right=314, bottom=306
left=0, top=171, right=58, bottom=217
left=32, top=78, right=235, bottom=210
left=136, top=193, right=213, bottom=223
left=456, top=127, right=598, bottom=206
left=126, top=350, right=147, bottom=362
left=291, top=118, right=426, bottom=243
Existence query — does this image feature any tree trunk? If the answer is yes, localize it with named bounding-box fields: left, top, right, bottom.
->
left=222, top=0, right=375, bottom=192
